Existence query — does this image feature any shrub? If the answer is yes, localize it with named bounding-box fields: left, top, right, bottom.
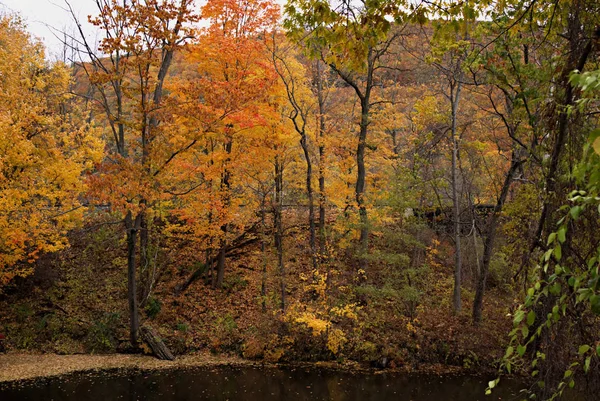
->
left=175, top=322, right=189, bottom=332
left=487, top=251, right=512, bottom=290
left=399, top=285, right=421, bottom=318
left=86, top=312, right=120, bottom=353
left=145, top=297, right=162, bottom=319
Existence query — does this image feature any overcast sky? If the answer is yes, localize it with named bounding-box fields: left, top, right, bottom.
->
left=0, top=0, right=102, bottom=60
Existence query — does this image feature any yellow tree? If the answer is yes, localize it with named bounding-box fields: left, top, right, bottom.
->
left=285, top=0, right=408, bottom=271
left=270, top=37, right=323, bottom=271
left=0, top=15, right=102, bottom=290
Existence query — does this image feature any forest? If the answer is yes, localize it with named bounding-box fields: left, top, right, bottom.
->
left=0, top=0, right=599, bottom=400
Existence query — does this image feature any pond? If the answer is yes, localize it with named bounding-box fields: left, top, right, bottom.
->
left=0, top=366, right=523, bottom=401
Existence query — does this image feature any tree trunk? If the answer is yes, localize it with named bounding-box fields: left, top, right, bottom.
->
left=215, top=239, right=226, bottom=289
left=520, top=16, right=597, bottom=384
left=125, top=211, right=141, bottom=346
left=261, top=197, right=267, bottom=312
left=300, top=135, right=317, bottom=271
left=175, top=233, right=260, bottom=295
left=316, top=60, right=327, bottom=261
left=139, top=210, right=150, bottom=306
left=529, top=27, right=595, bottom=260
left=274, top=156, right=286, bottom=312
left=450, top=79, right=463, bottom=313
left=356, top=95, right=370, bottom=272
left=473, top=155, right=522, bottom=323
left=329, top=49, right=374, bottom=272
left=214, top=137, right=233, bottom=289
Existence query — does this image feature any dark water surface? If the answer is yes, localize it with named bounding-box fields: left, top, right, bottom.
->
left=0, top=366, right=524, bottom=401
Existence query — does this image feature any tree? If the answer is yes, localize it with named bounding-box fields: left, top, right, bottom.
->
left=166, top=0, right=282, bottom=291
left=487, top=0, right=600, bottom=398
left=422, top=0, right=487, bottom=313
left=270, top=37, right=321, bottom=272
left=496, top=67, right=600, bottom=400
left=0, top=14, right=102, bottom=291
left=470, top=13, right=548, bottom=323
left=285, top=0, right=406, bottom=271
left=68, top=0, right=197, bottom=346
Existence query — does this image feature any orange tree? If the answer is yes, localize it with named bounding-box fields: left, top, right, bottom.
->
left=69, top=0, right=198, bottom=346
left=166, top=0, right=284, bottom=290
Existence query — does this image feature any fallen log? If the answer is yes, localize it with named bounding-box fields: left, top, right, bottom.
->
left=140, top=325, right=174, bottom=361
left=174, top=260, right=210, bottom=295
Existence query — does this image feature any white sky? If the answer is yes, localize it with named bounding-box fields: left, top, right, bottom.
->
left=0, top=0, right=101, bottom=60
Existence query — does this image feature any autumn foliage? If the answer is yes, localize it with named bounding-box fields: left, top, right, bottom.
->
left=0, top=1, right=599, bottom=398
left=0, top=15, right=101, bottom=288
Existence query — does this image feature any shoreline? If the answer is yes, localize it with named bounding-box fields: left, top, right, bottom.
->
left=0, top=352, right=483, bottom=384
left=0, top=353, right=256, bottom=384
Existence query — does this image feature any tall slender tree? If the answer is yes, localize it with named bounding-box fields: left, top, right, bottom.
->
left=68, top=0, right=197, bottom=346
left=285, top=0, right=406, bottom=271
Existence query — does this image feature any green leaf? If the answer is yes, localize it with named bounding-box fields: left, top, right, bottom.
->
left=522, top=326, right=529, bottom=339
left=514, top=310, right=525, bottom=324
left=554, top=244, right=562, bottom=261
left=570, top=206, right=582, bottom=219
left=527, top=310, right=536, bottom=326
left=517, top=344, right=527, bottom=356
left=547, top=232, right=556, bottom=245
left=593, top=136, right=600, bottom=156
left=557, top=227, right=566, bottom=243
left=579, top=345, right=590, bottom=355
left=505, top=346, right=514, bottom=358
left=584, top=356, right=591, bottom=373
left=564, top=369, right=573, bottom=378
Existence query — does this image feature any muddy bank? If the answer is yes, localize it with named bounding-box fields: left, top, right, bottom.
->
left=0, top=352, right=476, bottom=384
left=0, top=353, right=256, bottom=383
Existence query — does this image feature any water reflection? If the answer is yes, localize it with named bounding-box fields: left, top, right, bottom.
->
left=0, top=366, right=523, bottom=401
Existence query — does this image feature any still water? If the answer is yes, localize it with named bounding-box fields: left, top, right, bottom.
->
left=0, top=366, right=523, bottom=401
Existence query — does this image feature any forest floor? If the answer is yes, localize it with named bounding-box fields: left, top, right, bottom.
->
left=0, top=220, right=518, bottom=382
